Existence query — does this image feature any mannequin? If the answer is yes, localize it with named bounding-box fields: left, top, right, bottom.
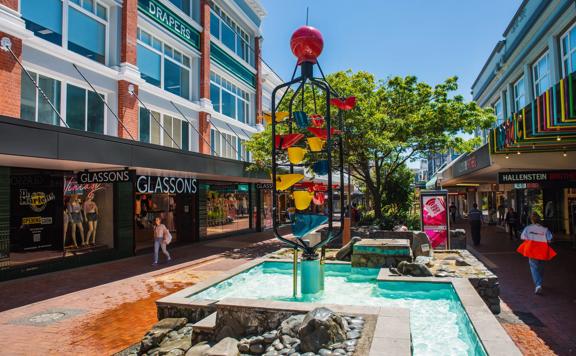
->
left=68, top=195, right=85, bottom=246
left=83, top=194, right=99, bottom=245
left=63, top=199, right=71, bottom=248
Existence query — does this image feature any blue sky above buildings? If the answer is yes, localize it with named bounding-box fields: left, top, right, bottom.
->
left=260, top=0, right=523, bottom=100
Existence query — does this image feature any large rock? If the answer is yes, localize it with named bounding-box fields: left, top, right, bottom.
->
left=335, top=236, right=362, bottom=261
left=450, top=229, right=467, bottom=249
left=297, top=308, right=347, bottom=353
left=397, top=260, right=433, bottom=277
left=151, top=336, right=192, bottom=355
left=185, top=342, right=210, bottom=356
left=139, top=318, right=188, bottom=353
left=278, top=314, right=305, bottom=338
left=412, top=231, right=432, bottom=257
left=203, top=337, right=239, bottom=356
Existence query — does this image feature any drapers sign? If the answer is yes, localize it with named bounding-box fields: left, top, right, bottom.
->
left=138, top=0, right=200, bottom=50
left=77, top=170, right=133, bottom=184
left=136, top=175, right=198, bottom=194
left=498, top=171, right=576, bottom=184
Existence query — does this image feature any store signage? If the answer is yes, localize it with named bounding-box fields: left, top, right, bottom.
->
left=77, top=170, right=133, bottom=184
left=138, top=0, right=200, bottom=50
left=255, top=183, right=273, bottom=190
left=420, top=191, right=450, bottom=249
left=136, top=175, right=198, bottom=194
left=453, top=145, right=491, bottom=177
left=498, top=170, right=576, bottom=184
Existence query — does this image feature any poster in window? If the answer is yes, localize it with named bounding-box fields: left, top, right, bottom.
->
left=420, top=192, right=449, bottom=248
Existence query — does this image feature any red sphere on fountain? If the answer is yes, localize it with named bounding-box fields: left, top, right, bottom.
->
left=290, top=26, right=324, bottom=64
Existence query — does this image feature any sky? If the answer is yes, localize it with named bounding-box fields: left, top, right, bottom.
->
left=259, top=0, right=523, bottom=101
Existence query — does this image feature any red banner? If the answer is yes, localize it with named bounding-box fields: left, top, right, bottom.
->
left=421, top=192, right=449, bottom=249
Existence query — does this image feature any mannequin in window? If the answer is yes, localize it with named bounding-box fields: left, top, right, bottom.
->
left=83, top=193, right=99, bottom=245
left=68, top=195, right=85, bottom=246
left=63, top=197, right=73, bottom=247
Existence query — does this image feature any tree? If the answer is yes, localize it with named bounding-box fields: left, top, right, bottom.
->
left=246, top=70, right=495, bottom=222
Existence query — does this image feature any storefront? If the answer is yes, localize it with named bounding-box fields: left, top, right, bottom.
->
left=0, top=167, right=133, bottom=278
left=199, top=182, right=254, bottom=237
left=134, top=174, right=199, bottom=251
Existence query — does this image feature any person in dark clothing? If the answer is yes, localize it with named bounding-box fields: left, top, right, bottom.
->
left=468, top=203, right=483, bottom=246
left=505, top=207, right=519, bottom=240
left=449, top=202, right=457, bottom=224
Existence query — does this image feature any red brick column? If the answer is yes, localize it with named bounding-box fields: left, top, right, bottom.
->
left=0, top=32, right=22, bottom=119
left=0, top=0, right=18, bottom=10
left=255, top=36, right=263, bottom=124
left=117, top=0, right=138, bottom=139
left=117, top=80, right=139, bottom=139
left=198, top=0, right=211, bottom=154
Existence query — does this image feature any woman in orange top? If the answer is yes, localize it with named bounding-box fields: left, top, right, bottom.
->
left=517, top=212, right=556, bottom=295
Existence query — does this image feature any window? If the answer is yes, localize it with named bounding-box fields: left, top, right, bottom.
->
left=21, top=0, right=63, bottom=45
left=532, top=52, right=550, bottom=97
left=66, top=84, right=105, bottom=133
left=139, top=109, right=188, bottom=149
left=513, top=76, right=525, bottom=112
left=561, top=24, right=576, bottom=77
left=209, top=4, right=254, bottom=65
left=137, top=28, right=192, bottom=100
left=493, top=99, right=503, bottom=126
left=210, top=72, right=252, bottom=124
left=169, top=0, right=191, bottom=16
left=21, top=71, right=62, bottom=125
left=210, top=129, right=239, bottom=159
left=238, top=138, right=249, bottom=161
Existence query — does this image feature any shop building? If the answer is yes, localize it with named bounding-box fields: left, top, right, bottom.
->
left=0, top=0, right=283, bottom=280
left=435, top=0, right=576, bottom=242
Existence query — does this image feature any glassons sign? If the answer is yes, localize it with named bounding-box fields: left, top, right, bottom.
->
left=136, top=175, right=198, bottom=194
left=138, top=0, right=200, bottom=50
left=498, top=171, right=576, bottom=184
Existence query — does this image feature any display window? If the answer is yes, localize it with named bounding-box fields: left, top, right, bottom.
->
left=134, top=193, right=178, bottom=251
left=202, top=183, right=251, bottom=236
left=260, top=189, right=273, bottom=230
left=4, top=169, right=115, bottom=268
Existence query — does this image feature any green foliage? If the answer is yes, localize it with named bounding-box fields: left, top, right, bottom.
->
left=247, top=70, right=496, bottom=221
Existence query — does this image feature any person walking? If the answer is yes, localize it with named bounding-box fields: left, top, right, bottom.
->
left=468, top=203, right=483, bottom=246
left=152, top=217, right=172, bottom=266
left=505, top=207, right=520, bottom=241
left=498, top=204, right=506, bottom=225
left=517, top=212, right=556, bottom=295
left=449, top=202, right=457, bottom=224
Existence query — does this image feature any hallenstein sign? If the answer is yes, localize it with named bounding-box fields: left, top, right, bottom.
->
left=498, top=171, right=576, bottom=184
left=136, top=175, right=198, bottom=194
left=77, top=170, right=133, bottom=184
left=138, top=0, right=200, bottom=50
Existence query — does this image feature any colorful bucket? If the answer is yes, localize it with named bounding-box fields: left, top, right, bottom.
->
left=307, top=127, right=341, bottom=140
left=275, top=133, right=305, bottom=149
left=313, top=160, right=330, bottom=175
left=312, top=191, right=325, bottom=205
left=293, top=191, right=314, bottom=210
left=294, top=111, right=310, bottom=129
left=275, top=174, right=304, bottom=191
left=310, top=114, right=324, bottom=127
left=287, top=147, right=307, bottom=164
left=262, top=111, right=289, bottom=125
left=291, top=213, right=329, bottom=238
left=307, top=137, right=325, bottom=152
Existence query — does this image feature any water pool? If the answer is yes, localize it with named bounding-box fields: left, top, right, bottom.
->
left=190, top=262, right=486, bottom=356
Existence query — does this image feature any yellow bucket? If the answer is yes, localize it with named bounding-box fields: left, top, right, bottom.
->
left=287, top=147, right=307, bottom=164
left=307, top=137, right=325, bottom=152
left=293, top=191, right=313, bottom=210
left=274, top=174, right=304, bottom=191
left=262, top=111, right=289, bottom=125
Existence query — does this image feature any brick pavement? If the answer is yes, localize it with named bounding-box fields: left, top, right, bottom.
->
left=0, top=231, right=283, bottom=355
left=458, top=221, right=576, bottom=355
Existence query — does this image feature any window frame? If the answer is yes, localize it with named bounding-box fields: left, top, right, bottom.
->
left=138, top=105, right=190, bottom=150
left=513, top=76, right=525, bottom=113
left=67, top=0, right=110, bottom=65
left=493, top=98, right=503, bottom=126
left=65, top=82, right=108, bottom=133
left=560, top=22, right=576, bottom=78
left=210, top=70, right=254, bottom=125
left=209, top=4, right=254, bottom=66
left=532, top=51, right=550, bottom=97
left=137, top=27, right=193, bottom=100
left=20, top=70, right=63, bottom=125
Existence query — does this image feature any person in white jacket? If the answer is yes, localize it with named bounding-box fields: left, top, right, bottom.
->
left=152, top=217, right=172, bottom=266
left=519, top=213, right=555, bottom=295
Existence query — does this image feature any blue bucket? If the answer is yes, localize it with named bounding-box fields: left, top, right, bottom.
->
left=294, top=111, right=309, bottom=129
left=313, top=160, right=329, bottom=175
left=291, top=213, right=328, bottom=238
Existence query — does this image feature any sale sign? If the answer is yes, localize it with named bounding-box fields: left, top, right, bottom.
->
left=420, top=191, right=450, bottom=249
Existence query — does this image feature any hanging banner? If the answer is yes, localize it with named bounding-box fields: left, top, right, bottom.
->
left=420, top=190, right=450, bottom=249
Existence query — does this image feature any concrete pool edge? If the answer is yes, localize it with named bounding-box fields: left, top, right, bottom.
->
left=156, top=258, right=521, bottom=355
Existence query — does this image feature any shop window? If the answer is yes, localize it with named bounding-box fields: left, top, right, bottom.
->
left=137, top=28, right=193, bottom=100
left=202, top=183, right=251, bottom=237
left=140, top=109, right=187, bottom=149
left=20, top=71, right=62, bottom=126
left=21, top=0, right=63, bottom=46
left=513, top=76, right=525, bottom=113
left=139, top=107, right=150, bottom=143
left=532, top=52, right=550, bottom=97
left=5, top=170, right=114, bottom=268
left=66, top=84, right=105, bottom=134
